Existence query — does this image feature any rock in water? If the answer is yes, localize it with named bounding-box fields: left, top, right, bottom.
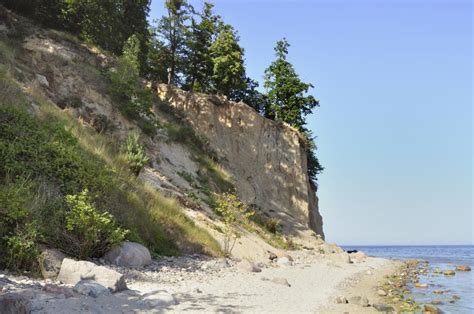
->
left=415, top=282, right=428, bottom=288
left=73, top=280, right=112, bottom=298
left=104, top=241, right=152, bottom=268
left=443, top=270, right=455, bottom=276
left=373, top=303, right=395, bottom=312
left=57, top=258, right=127, bottom=292
left=455, top=265, right=471, bottom=271
left=0, top=293, right=32, bottom=314
left=236, top=260, right=261, bottom=272
left=38, top=247, right=66, bottom=279
left=424, top=304, right=441, bottom=313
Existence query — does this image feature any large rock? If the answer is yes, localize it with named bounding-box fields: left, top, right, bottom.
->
left=104, top=241, right=152, bottom=268
left=57, top=258, right=127, bottom=292
left=38, top=247, right=66, bottom=279
left=0, top=293, right=32, bottom=314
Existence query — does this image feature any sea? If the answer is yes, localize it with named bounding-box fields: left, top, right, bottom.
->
left=341, top=245, right=473, bottom=313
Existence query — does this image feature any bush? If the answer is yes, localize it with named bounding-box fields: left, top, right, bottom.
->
left=214, top=193, right=253, bottom=256
left=109, top=35, right=152, bottom=121
left=60, top=189, right=128, bottom=259
left=123, top=132, right=149, bottom=176
left=0, top=178, right=39, bottom=271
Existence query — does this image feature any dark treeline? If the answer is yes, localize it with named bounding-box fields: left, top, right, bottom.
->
left=1, top=0, right=323, bottom=183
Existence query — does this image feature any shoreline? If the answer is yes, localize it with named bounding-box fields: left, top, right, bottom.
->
left=0, top=250, right=402, bottom=313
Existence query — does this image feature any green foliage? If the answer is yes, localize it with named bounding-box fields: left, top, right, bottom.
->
left=154, top=0, right=193, bottom=85
left=264, top=38, right=323, bottom=183
left=109, top=35, right=153, bottom=123
left=184, top=2, right=219, bottom=91
left=2, top=0, right=151, bottom=64
left=264, top=38, right=319, bottom=131
left=122, top=132, right=149, bottom=176
left=63, top=189, right=128, bottom=259
left=209, top=26, right=247, bottom=97
left=0, top=178, right=39, bottom=271
left=214, top=192, right=253, bottom=256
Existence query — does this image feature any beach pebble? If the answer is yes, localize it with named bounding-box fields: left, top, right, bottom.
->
left=373, top=303, right=395, bottom=312
left=415, top=283, right=428, bottom=288
left=142, top=291, right=178, bottom=308
left=334, top=296, right=348, bottom=304
left=377, top=289, right=387, bottom=296
left=73, top=280, right=111, bottom=298
left=271, top=277, right=291, bottom=287
left=236, top=260, right=261, bottom=273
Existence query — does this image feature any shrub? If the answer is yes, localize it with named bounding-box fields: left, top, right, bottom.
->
left=0, top=178, right=40, bottom=272
left=123, top=132, right=149, bottom=176
left=109, top=35, right=152, bottom=121
left=62, top=189, right=128, bottom=259
left=214, top=193, right=253, bottom=256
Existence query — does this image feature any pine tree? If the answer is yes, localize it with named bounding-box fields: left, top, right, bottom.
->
left=155, top=0, right=193, bottom=85
left=209, top=25, right=246, bottom=98
left=264, top=38, right=319, bottom=132
left=184, top=2, right=220, bottom=92
left=264, top=38, right=323, bottom=183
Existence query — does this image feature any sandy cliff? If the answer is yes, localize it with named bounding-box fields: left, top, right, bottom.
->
left=157, top=85, right=324, bottom=241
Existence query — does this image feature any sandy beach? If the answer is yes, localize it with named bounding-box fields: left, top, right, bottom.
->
left=0, top=251, right=399, bottom=313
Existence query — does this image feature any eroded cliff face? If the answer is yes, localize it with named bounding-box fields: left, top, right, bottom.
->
left=157, top=85, right=324, bottom=240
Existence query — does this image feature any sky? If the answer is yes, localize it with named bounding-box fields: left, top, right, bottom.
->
left=149, top=0, right=473, bottom=245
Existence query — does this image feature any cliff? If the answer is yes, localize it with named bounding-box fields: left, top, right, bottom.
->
left=157, top=85, right=324, bottom=241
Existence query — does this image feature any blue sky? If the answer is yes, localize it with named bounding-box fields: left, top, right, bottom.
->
left=150, top=0, right=473, bottom=245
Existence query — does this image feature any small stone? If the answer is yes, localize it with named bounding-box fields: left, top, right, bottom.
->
left=142, top=291, right=178, bottom=308
left=373, top=303, right=395, bottom=312
left=415, top=283, right=428, bottom=288
left=452, top=295, right=460, bottom=300
left=334, top=296, right=348, bottom=304
left=377, top=289, right=387, bottom=296
left=268, top=252, right=278, bottom=261
left=236, top=260, right=261, bottom=273
left=271, top=277, right=291, bottom=287
left=43, top=284, right=75, bottom=298
left=455, top=265, right=471, bottom=271
left=348, top=295, right=368, bottom=306
left=35, top=74, right=49, bottom=88
left=73, top=280, right=112, bottom=298
left=431, top=300, right=443, bottom=305
left=424, top=304, right=441, bottom=313
left=276, top=256, right=291, bottom=266
left=433, top=290, right=444, bottom=294
left=443, top=270, right=455, bottom=276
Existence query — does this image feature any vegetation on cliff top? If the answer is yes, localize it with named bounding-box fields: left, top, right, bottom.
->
left=2, top=0, right=323, bottom=184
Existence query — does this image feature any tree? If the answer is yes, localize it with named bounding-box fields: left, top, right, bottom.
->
left=230, top=77, right=267, bottom=113
left=155, top=0, right=193, bottom=85
left=209, top=25, right=247, bottom=98
left=264, top=38, right=319, bottom=132
left=264, top=38, right=323, bottom=183
left=184, top=2, right=220, bottom=92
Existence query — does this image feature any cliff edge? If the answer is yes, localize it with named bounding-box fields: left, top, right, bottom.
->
left=157, top=84, right=324, bottom=241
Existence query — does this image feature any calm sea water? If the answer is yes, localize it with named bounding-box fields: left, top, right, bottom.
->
left=341, top=245, right=474, bottom=313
